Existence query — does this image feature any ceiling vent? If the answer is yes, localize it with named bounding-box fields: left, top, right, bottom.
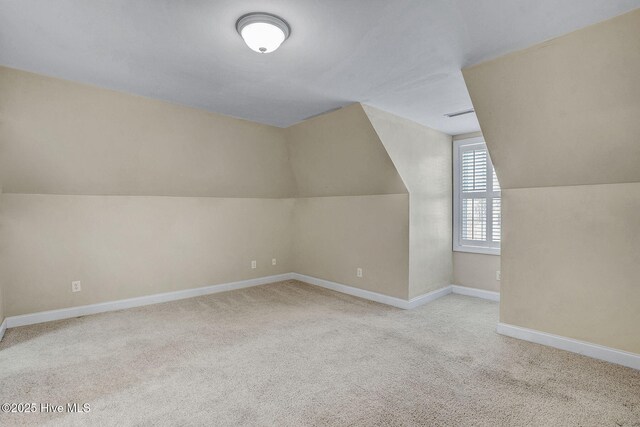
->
left=444, top=109, right=475, bottom=118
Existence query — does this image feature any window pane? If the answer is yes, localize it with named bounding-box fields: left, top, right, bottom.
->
left=462, top=149, right=487, bottom=192
left=492, top=198, right=501, bottom=242
left=454, top=139, right=501, bottom=254
left=462, top=198, right=487, bottom=241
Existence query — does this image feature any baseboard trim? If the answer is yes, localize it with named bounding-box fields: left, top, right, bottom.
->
left=451, top=285, right=500, bottom=301
left=0, top=318, right=6, bottom=341
left=6, top=273, right=295, bottom=328
left=496, top=322, right=640, bottom=371
left=291, top=273, right=452, bottom=309
left=406, top=286, right=454, bottom=309
left=5, top=274, right=498, bottom=330
left=7, top=275, right=635, bottom=370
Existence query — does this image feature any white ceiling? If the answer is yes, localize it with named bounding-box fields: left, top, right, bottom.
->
left=1, top=1, right=638, bottom=135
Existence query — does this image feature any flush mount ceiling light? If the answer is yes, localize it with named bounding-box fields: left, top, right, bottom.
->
left=236, top=13, right=290, bottom=54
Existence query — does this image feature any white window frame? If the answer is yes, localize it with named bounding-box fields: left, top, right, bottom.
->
left=453, top=137, right=501, bottom=256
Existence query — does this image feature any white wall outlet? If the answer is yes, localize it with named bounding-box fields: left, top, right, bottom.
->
left=356, top=268, right=363, bottom=278
left=71, top=281, right=82, bottom=292
left=272, top=258, right=277, bottom=266
left=251, top=260, right=257, bottom=269
left=496, top=270, right=501, bottom=281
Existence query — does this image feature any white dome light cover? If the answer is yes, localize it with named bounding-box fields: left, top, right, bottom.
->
left=236, top=13, right=290, bottom=54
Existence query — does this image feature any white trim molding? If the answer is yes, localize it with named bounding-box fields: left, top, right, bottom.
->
left=7, top=275, right=636, bottom=372
left=290, top=273, right=453, bottom=310
left=6, top=273, right=295, bottom=328
left=451, top=285, right=500, bottom=301
left=497, top=323, right=640, bottom=371
left=406, top=286, right=454, bottom=309
left=0, top=318, right=7, bottom=342
left=291, top=275, right=500, bottom=308
left=453, top=136, right=501, bottom=256
left=4, top=275, right=500, bottom=331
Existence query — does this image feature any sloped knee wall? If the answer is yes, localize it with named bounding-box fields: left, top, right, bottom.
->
left=1, top=66, right=452, bottom=316
left=463, top=9, right=640, bottom=353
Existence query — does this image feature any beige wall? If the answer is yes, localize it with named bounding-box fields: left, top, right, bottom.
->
left=286, top=104, right=407, bottom=197
left=0, top=66, right=454, bottom=318
left=0, top=189, right=3, bottom=323
left=0, top=276, right=3, bottom=323
left=286, top=104, right=412, bottom=299
left=1, top=194, right=294, bottom=316
left=463, top=9, right=640, bottom=190
left=0, top=280, right=3, bottom=324
left=463, top=10, right=640, bottom=352
left=0, top=66, right=295, bottom=198
left=0, top=67, right=299, bottom=318
left=451, top=133, right=501, bottom=292
left=453, top=252, right=500, bottom=292
left=502, top=184, right=640, bottom=353
left=292, top=195, right=410, bottom=299
left=363, top=106, right=452, bottom=298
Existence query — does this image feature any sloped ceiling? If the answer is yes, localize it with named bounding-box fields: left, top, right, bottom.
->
left=0, top=66, right=296, bottom=198
left=463, top=9, right=640, bottom=189
left=363, top=105, right=451, bottom=196
left=287, top=104, right=407, bottom=198
left=1, top=1, right=638, bottom=135
left=1, top=67, right=407, bottom=198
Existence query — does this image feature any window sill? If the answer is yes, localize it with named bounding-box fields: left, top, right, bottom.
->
left=453, top=246, right=501, bottom=256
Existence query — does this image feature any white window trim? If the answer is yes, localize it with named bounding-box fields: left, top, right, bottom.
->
left=453, top=136, right=501, bottom=256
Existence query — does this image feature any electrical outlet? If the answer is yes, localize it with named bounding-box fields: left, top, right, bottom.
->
left=272, top=258, right=277, bottom=266
left=251, top=260, right=257, bottom=269
left=496, top=270, right=501, bottom=281
left=71, top=281, right=82, bottom=292
left=356, top=268, right=363, bottom=278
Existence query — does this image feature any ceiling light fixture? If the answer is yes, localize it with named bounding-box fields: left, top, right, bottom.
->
left=236, top=12, right=290, bottom=54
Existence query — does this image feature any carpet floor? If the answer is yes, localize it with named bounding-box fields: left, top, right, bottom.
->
left=0, top=280, right=638, bottom=426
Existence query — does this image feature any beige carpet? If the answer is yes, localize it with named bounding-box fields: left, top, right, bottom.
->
left=0, top=280, right=638, bottom=426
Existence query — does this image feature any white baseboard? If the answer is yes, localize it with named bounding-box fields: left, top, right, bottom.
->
left=5, top=274, right=497, bottom=331
left=497, top=322, right=640, bottom=371
left=6, top=273, right=295, bottom=328
left=7, top=273, right=635, bottom=371
left=451, top=285, right=500, bottom=301
left=291, top=273, right=452, bottom=309
left=0, top=318, right=6, bottom=342
left=406, top=286, right=454, bottom=309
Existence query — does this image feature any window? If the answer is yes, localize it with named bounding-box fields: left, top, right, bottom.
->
left=453, top=137, right=501, bottom=255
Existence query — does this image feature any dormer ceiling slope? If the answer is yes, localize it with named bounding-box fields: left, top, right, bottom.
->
left=1, top=1, right=637, bottom=136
